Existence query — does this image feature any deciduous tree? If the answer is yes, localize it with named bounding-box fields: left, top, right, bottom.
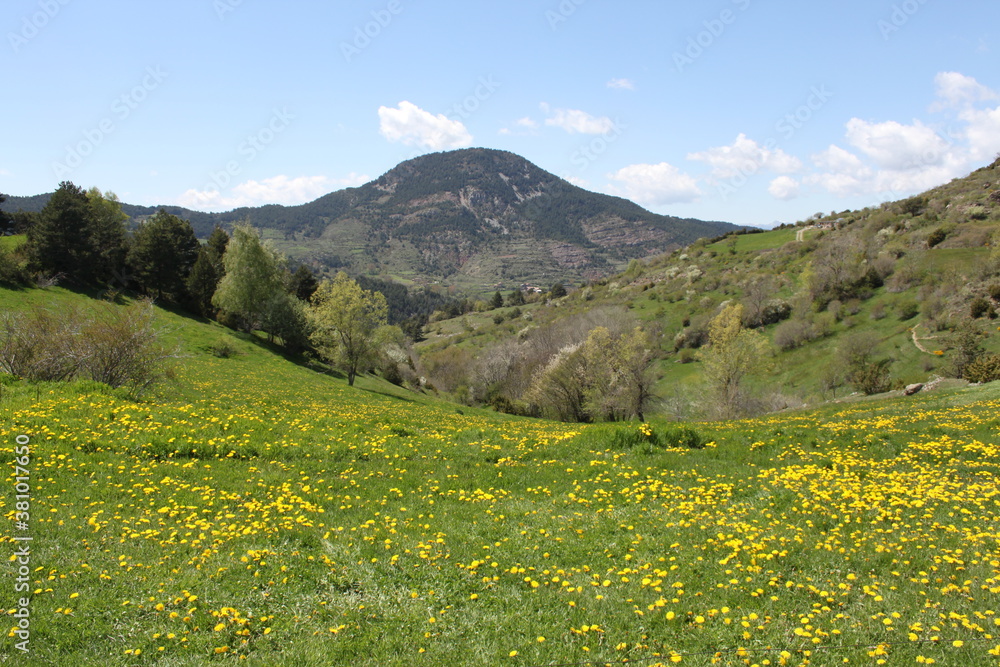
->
left=309, top=272, right=389, bottom=386
left=212, top=223, right=285, bottom=332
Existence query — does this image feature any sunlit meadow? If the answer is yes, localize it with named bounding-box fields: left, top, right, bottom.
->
left=3, top=290, right=1000, bottom=666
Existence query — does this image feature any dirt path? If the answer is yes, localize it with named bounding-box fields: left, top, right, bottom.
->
left=911, top=324, right=939, bottom=354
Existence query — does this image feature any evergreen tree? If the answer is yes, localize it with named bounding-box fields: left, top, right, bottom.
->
left=508, top=289, right=525, bottom=306
left=489, top=290, right=504, bottom=309
left=289, top=264, right=319, bottom=302
left=187, top=247, right=223, bottom=317
left=28, top=181, right=92, bottom=281
left=127, top=210, right=200, bottom=300
left=0, top=194, right=12, bottom=235
left=212, top=223, right=286, bottom=332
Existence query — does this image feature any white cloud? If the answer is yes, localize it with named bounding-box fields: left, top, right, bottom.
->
left=960, top=105, right=1000, bottom=161
left=607, top=78, right=636, bottom=91
left=177, top=174, right=369, bottom=211
left=931, top=72, right=998, bottom=111
left=544, top=107, right=616, bottom=135
left=844, top=118, right=952, bottom=171
left=563, top=175, right=590, bottom=188
left=606, top=162, right=701, bottom=206
left=687, top=133, right=801, bottom=179
left=805, top=145, right=874, bottom=197
left=378, top=101, right=473, bottom=150
left=768, top=176, right=800, bottom=200
left=500, top=117, right=539, bottom=136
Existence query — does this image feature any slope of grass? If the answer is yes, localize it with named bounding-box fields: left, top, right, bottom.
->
left=3, top=286, right=1000, bottom=665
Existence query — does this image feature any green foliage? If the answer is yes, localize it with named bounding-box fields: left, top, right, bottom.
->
left=309, top=272, right=389, bottom=386
left=840, top=332, right=893, bottom=395
left=964, top=354, right=1000, bottom=384
left=926, top=227, right=948, bottom=248
left=609, top=423, right=704, bottom=451
left=213, top=223, right=286, bottom=332
left=700, top=303, right=772, bottom=419
left=28, top=181, right=92, bottom=281
left=549, top=282, right=567, bottom=299
left=127, top=210, right=200, bottom=300
left=971, top=296, right=995, bottom=319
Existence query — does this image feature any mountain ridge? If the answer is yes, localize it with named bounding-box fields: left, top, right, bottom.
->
left=3, top=148, right=741, bottom=291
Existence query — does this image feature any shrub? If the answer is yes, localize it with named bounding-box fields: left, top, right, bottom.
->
left=971, top=297, right=992, bottom=319
left=0, top=300, right=174, bottom=397
left=773, top=319, right=813, bottom=351
left=965, top=354, right=1000, bottom=384
left=990, top=284, right=1000, bottom=301
left=77, top=301, right=176, bottom=397
left=208, top=339, right=238, bottom=358
left=895, top=299, right=920, bottom=321
left=926, top=228, right=947, bottom=248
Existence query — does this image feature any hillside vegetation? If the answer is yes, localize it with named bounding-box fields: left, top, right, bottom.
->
left=2, top=149, right=738, bottom=292
left=417, top=158, right=1000, bottom=417
left=2, top=286, right=1000, bottom=665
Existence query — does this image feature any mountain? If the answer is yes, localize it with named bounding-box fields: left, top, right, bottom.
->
left=3, top=149, right=739, bottom=291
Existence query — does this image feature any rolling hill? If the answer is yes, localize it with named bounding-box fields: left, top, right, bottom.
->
left=2, top=149, right=739, bottom=292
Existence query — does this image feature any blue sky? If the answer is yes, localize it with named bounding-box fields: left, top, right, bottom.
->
left=3, top=0, right=1000, bottom=227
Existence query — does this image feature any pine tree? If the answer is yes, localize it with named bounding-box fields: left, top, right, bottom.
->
left=28, top=181, right=92, bottom=281
left=127, top=210, right=200, bottom=300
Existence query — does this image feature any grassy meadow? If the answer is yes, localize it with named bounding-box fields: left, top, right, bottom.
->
left=3, top=288, right=1000, bottom=665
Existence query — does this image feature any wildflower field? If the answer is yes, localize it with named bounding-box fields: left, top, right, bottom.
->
left=4, top=291, right=1000, bottom=665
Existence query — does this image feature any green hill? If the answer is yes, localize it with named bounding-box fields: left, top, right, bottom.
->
left=415, top=158, right=1000, bottom=414
left=2, top=149, right=740, bottom=294
left=2, top=284, right=1000, bottom=664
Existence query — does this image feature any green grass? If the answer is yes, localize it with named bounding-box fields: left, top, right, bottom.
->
left=3, top=286, right=1000, bottom=665
left=0, top=234, right=27, bottom=251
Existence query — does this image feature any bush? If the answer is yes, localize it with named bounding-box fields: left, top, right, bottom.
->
left=895, top=299, right=920, bottom=321
left=926, top=228, right=947, bottom=248
left=0, top=300, right=174, bottom=397
left=965, top=354, right=1000, bottom=384
left=208, top=339, right=238, bottom=358
left=971, top=297, right=992, bottom=319
left=773, top=319, right=813, bottom=351
left=990, top=284, right=1000, bottom=301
